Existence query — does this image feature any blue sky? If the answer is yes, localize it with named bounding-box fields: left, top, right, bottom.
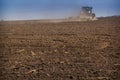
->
left=0, top=0, right=120, bottom=20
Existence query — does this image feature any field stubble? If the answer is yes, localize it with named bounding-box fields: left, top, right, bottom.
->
left=0, top=17, right=120, bottom=80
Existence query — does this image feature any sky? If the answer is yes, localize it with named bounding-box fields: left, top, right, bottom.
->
left=0, top=0, right=120, bottom=20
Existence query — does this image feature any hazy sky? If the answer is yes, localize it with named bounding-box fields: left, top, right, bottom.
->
left=0, top=0, right=120, bottom=20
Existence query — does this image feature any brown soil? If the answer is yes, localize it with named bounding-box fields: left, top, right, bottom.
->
left=0, top=16, right=120, bottom=80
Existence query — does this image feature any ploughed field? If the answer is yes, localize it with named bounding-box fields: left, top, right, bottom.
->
left=0, top=17, right=120, bottom=80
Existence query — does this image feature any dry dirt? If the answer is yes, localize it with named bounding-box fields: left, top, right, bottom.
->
left=0, top=16, right=120, bottom=80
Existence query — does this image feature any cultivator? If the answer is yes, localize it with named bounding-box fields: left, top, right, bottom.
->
left=68, top=6, right=97, bottom=21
